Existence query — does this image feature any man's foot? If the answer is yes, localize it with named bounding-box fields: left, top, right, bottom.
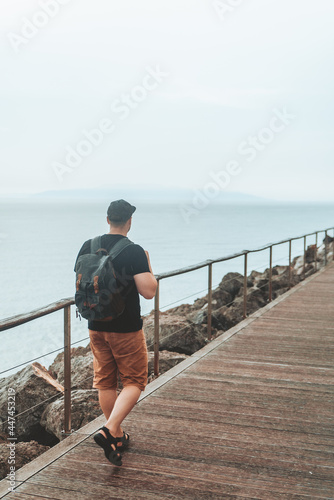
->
left=100, top=427, right=130, bottom=451
left=116, top=431, right=130, bottom=451
left=93, top=426, right=122, bottom=466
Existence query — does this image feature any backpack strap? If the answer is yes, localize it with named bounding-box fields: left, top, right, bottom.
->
left=90, top=236, right=103, bottom=254
left=109, top=237, right=134, bottom=259
left=90, top=236, right=133, bottom=258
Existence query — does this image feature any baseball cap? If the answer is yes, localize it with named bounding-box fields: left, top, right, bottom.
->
left=107, top=199, right=136, bottom=222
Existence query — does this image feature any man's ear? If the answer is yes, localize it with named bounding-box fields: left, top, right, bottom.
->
left=107, top=216, right=110, bottom=224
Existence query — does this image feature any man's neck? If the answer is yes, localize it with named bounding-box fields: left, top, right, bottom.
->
left=108, top=228, right=128, bottom=237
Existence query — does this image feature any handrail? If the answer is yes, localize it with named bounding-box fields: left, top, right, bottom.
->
left=0, top=226, right=333, bottom=438
left=0, top=298, right=75, bottom=332
left=1, top=227, right=332, bottom=330
left=156, top=227, right=333, bottom=280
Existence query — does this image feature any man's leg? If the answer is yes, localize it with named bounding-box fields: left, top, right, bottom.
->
left=98, top=385, right=141, bottom=446
left=105, top=385, right=141, bottom=437
left=97, top=330, right=147, bottom=448
left=98, top=388, right=118, bottom=419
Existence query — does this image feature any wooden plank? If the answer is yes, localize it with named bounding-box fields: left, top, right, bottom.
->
left=28, top=453, right=334, bottom=498
left=14, top=480, right=178, bottom=500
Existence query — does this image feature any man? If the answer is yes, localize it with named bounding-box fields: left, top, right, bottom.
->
left=74, top=199, right=157, bottom=466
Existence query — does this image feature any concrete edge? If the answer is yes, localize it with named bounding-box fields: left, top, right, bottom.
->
left=0, top=264, right=330, bottom=497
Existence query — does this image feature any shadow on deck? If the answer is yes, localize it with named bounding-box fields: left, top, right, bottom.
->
left=1, top=264, right=334, bottom=499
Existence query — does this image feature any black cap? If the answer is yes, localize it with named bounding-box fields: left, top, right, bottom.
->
left=107, top=199, right=136, bottom=223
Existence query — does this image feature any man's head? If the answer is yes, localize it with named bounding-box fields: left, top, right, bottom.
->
left=106, top=199, right=136, bottom=233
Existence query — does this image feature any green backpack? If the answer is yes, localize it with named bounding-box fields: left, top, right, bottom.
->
left=75, top=236, right=134, bottom=321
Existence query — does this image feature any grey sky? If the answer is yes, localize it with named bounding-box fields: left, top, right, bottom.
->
left=1, top=0, right=333, bottom=201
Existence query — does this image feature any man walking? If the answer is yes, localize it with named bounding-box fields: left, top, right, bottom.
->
left=74, top=199, right=157, bottom=466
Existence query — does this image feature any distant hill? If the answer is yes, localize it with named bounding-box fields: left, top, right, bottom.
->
left=32, top=187, right=269, bottom=204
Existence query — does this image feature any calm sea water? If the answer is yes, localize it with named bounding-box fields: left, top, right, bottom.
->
left=1, top=199, right=333, bottom=376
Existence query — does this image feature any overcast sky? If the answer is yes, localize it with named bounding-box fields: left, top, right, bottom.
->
left=1, top=0, right=333, bottom=201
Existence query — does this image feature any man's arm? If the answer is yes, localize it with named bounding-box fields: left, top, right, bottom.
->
left=134, top=251, right=157, bottom=300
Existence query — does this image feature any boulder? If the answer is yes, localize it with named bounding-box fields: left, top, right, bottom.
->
left=147, top=350, right=188, bottom=377
left=144, top=313, right=208, bottom=355
left=245, top=288, right=268, bottom=313
left=211, top=289, right=233, bottom=308
left=292, top=242, right=332, bottom=274
left=193, top=297, right=208, bottom=309
left=271, top=266, right=295, bottom=291
left=187, top=305, right=210, bottom=325
left=41, top=389, right=100, bottom=441
left=0, top=362, right=63, bottom=443
left=323, top=234, right=334, bottom=244
left=305, top=244, right=317, bottom=263
left=318, top=242, right=333, bottom=262
left=167, top=303, right=198, bottom=316
left=248, top=270, right=264, bottom=287
left=212, top=303, right=243, bottom=331
left=48, top=345, right=93, bottom=390
left=212, top=285, right=269, bottom=330
left=0, top=440, right=49, bottom=481
left=217, top=272, right=244, bottom=298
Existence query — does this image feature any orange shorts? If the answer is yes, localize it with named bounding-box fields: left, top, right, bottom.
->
left=89, top=329, right=148, bottom=392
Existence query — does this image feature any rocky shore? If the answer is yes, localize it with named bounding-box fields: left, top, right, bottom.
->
left=0, top=239, right=332, bottom=480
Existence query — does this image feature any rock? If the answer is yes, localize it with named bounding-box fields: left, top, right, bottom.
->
left=273, top=286, right=290, bottom=299
left=213, top=284, right=269, bottom=330
left=292, top=255, right=305, bottom=275
left=189, top=306, right=208, bottom=325
left=167, top=303, right=198, bottom=316
left=305, top=244, right=317, bottom=263
left=248, top=270, right=264, bottom=287
left=41, top=389, right=100, bottom=441
left=211, top=289, right=233, bottom=308
left=217, top=272, right=244, bottom=298
left=193, top=297, right=207, bottom=309
left=0, top=440, right=49, bottom=481
left=245, top=287, right=268, bottom=313
left=272, top=266, right=295, bottom=290
left=148, top=350, right=188, bottom=377
left=323, top=234, right=334, bottom=244
left=0, top=363, right=63, bottom=443
left=144, top=313, right=207, bottom=355
left=49, top=345, right=93, bottom=390
left=212, top=303, right=243, bottom=331
left=304, top=263, right=316, bottom=278
left=292, top=242, right=332, bottom=274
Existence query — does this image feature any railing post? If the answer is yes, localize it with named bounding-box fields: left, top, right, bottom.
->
left=207, top=263, right=213, bottom=341
left=243, top=253, right=248, bottom=319
left=154, top=280, right=160, bottom=377
left=288, top=239, right=292, bottom=289
left=269, top=246, right=273, bottom=302
left=303, top=235, right=306, bottom=278
left=315, top=232, right=318, bottom=272
left=324, top=230, right=328, bottom=266
left=63, top=305, right=71, bottom=436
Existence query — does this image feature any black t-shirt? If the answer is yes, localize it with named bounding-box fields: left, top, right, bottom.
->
left=74, top=234, right=150, bottom=333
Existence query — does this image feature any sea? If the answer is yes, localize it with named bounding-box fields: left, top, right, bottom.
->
left=1, top=198, right=333, bottom=378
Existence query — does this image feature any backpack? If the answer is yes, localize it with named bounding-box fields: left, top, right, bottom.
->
left=75, top=236, right=134, bottom=321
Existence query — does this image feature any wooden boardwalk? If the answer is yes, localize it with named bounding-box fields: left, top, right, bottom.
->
left=1, top=264, right=334, bottom=499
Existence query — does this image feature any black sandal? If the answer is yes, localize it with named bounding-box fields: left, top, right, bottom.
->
left=116, top=431, right=130, bottom=451
left=93, top=426, right=122, bottom=466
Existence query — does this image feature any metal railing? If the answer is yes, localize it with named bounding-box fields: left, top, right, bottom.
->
left=1, top=227, right=333, bottom=436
